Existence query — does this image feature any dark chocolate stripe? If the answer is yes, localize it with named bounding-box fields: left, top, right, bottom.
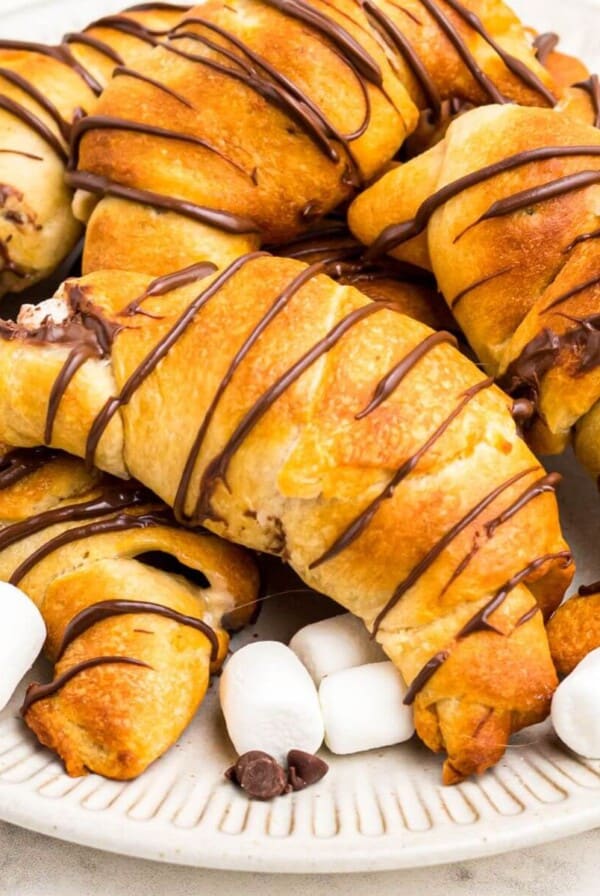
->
left=403, top=550, right=572, bottom=704
left=45, top=345, right=98, bottom=444
left=0, top=447, right=60, bottom=489
left=416, top=0, right=505, bottom=103
left=564, top=228, right=600, bottom=253
left=63, top=31, right=125, bottom=65
left=575, top=75, right=600, bottom=129
left=174, top=260, right=328, bottom=520
left=533, top=33, right=558, bottom=66
left=0, top=95, right=67, bottom=162
left=79, top=16, right=163, bottom=45
left=442, top=0, right=555, bottom=105
left=125, top=2, right=190, bottom=10
left=355, top=330, right=456, bottom=419
left=484, top=472, right=561, bottom=536
left=579, top=580, right=600, bottom=596
left=310, top=376, right=491, bottom=571
left=69, top=115, right=249, bottom=178
left=366, top=145, right=600, bottom=259
left=65, top=170, right=259, bottom=235
left=372, top=466, right=537, bottom=634
left=515, top=604, right=540, bottom=626
left=0, top=67, right=71, bottom=142
left=543, top=273, right=600, bottom=312
left=362, top=0, right=440, bottom=112
left=21, top=656, right=151, bottom=716
left=85, top=254, right=265, bottom=469
left=450, top=265, right=514, bottom=309
left=0, top=483, right=150, bottom=553
left=122, top=260, right=217, bottom=316
left=0, top=40, right=103, bottom=95
left=454, top=170, right=600, bottom=243
left=193, top=301, right=398, bottom=523
left=56, top=599, right=219, bottom=662
left=9, top=511, right=172, bottom=586
left=112, top=66, right=194, bottom=108
left=0, top=149, right=43, bottom=161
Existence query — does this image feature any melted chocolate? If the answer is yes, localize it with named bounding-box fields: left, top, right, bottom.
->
left=366, top=145, right=600, bottom=259
left=112, top=66, right=194, bottom=108
left=0, top=149, right=43, bottom=161
left=174, top=259, right=330, bottom=519
left=484, top=472, right=560, bottom=536
left=371, top=466, right=536, bottom=634
left=564, top=228, right=600, bottom=253
left=0, top=40, right=103, bottom=95
left=125, top=2, right=190, bottom=9
left=532, top=33, right=558, bottom=66
left=403, top=550, right=571, bottom=704
left=65, top=170, right=259, bottom=235
left=579, top=580, right=600, bottom=596
left=63, top=31, right=125, bottom=66
left=21, top=656, right=151, bottom=716
left=0, top=447, right=60, bottom=489
left=193, top=300, right=399, bottom=524
left=543, top=273, right=600, bottom=312
left=515, top=604, right=540, bottom=626
left=574, top=75, right=600, bottom=129
left=0, top=481, right=150, bottom=553
left=122, top=260, right=217, bottom=316
left=85, top=253, right=265, bottom=469
left=450, top=265, right=514, bottom=309
left=310, top=376, right=491, bottom=571
left=0, top=66, right=71, bottom=142
left=0, top=94, right=67, bottom=162
left=69, top=115, right=250, bottom=179
left=56, top=598, right=219, bottom=662
left=10, top=510, right=172, bottom=585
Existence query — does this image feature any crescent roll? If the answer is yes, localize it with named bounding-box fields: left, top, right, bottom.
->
left=349, top=104, right=600, bottom=472
left=70, top=0, right=560, bottom=277
left=0, top=256, right=573, bottom=783
left=0, top=3, right=188, bottom=298
left=0, top=446, right=258, bottom=779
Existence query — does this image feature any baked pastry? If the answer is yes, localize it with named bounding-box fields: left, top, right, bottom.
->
left=0, top=3, right=188, bottom=298
left=0, top=258, right=573, bottom=783
left=0, top=445, right=258, bottom=779
left=349, top=103, right=600, bottom=470
left=70, top=0, right=560, bottom=276
left=546, top=584, right=600, bottom=678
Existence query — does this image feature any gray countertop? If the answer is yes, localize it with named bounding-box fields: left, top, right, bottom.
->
left=0, top=820, right=596, bottom=895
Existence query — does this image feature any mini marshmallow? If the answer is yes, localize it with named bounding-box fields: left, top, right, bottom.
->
left=220, top=641, right=324, bottom=764
left=289, top=613, right=385, bottom=685
left=0, top=583, right=46, bottom=711
left=17, top=298, right=70, bottom=331
left=319, top=661, right=414, bottom=755
left=552, top=654, right=600, bottom=758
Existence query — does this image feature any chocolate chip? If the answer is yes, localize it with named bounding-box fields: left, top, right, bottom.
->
left=225, top=751, right=288, bottom=800
left=287, top=750, right=329, bottom=791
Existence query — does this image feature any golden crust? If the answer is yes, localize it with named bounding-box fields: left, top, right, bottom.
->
left=0, top=451, right=258, bottom=779
left=547, top=593, right=600, bottom=678
left=0, top=257, right=573, bottom=782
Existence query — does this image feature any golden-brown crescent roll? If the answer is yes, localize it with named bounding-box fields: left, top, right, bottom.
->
left=71, top=0, right=560, bottom=276
left=0, top=3, right=188, bottom=298
left=349, top=104, right=600, bottom=472
left=0, top=257, right=574, bottom=784
left=0, top=446, right=258, bottom=779
left=547, top=587, right=600, bottom=678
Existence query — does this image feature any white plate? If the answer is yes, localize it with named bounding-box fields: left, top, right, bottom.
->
left=0, top=0, right=599, bottom=873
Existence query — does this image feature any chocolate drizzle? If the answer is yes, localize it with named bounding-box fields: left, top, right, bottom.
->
left=366, top=145, right=600, bottom=259
left=574, top=75, right=600, bottom=129
left=0, top=447, right=60, bottom=489
left=85, top=253, right=265, bottom=469
left=65, top=170, right=259, bottom=235
left=112, top=66, right=194, bottom=108
left=0, top=94, right=67, bottom=162
left=450, top=265, right=514, bottom=309
left=20, top=656, right=151, bottom=716
left=192, top=300, right=398, bottom=524
left=371, top=466, right=536, bottom=635
left=56, top=598, right=219, bottom=662
left=0, top=40, right=103, bottom=95
left=0, top=66, right=72, bottom=142
left=9, top=510, right=172, bottom=585
left=403, top=550, right=572, bottom=704
left=484, top=472, right=560, bottom=536
left=122, top=260, right=217, bottom=316
left=310, top=375, right=490, bottom=571
left=532, top=33, right=558, bottom=66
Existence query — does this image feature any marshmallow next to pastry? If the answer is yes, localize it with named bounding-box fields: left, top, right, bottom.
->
left=0, top=583, right=46, bottom=711
left=289, top=613, right=385, bottom=686
left=219, top=641, right=324, bottom=764
left=552, top=648, right=600, bottom=758
left=319, top=662, right=415, bottom=755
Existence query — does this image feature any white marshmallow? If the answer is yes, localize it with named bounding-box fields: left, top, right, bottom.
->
left=289, top=613, right=385, bottom=686
left=567, top=647, right=600, bottom=678
left=552, top=661, right=600, bottom=758
left=319, top=661, right=414, bottom=755
left=0, top=583, right=46, bottom=711
left=17, top=298, right=70, bottom=330
left=219, top=641, right=324, bottom=763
